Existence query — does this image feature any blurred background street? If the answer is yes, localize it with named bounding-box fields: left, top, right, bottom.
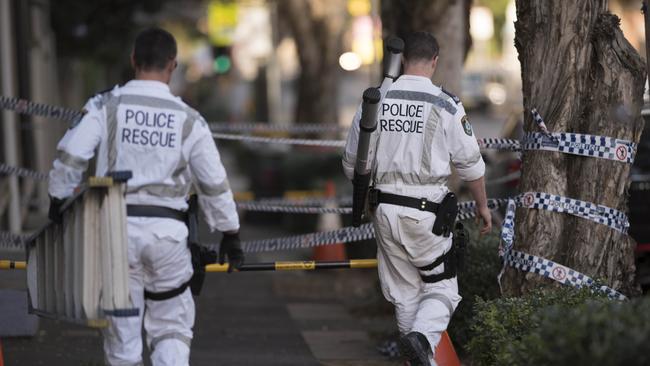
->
left=0, top=0, right=648, bottom=364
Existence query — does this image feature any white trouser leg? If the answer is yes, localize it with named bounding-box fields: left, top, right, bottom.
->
left=138, top=218, right=194, bottom=366
left=372, top=202, right=461, bottom=360
left=375, top=230, right=421, bottom=334
left=411, top=278, right=460, bottom=360
left=103, top=228, right=145, bottom=366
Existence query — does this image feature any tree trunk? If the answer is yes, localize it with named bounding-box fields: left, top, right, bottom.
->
left=381, top=0, right=471, bottom=94
left=502, top=0, right=645, bottom=296
left=277, top=0, right=345, bottom=125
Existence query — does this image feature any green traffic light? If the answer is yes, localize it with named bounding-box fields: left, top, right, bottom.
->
left=213, top=55, right=231, bottom=74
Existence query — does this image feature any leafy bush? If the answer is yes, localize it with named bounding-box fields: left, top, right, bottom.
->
left=448, top=222, right=502, bottom=354
left=509, top=296, right=650, bottom=366
left=464, top=285, right=650, bottom=366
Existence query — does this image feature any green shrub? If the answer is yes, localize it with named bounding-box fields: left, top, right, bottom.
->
left=448, top=221, right=502, bottom=354
left=510, top=296, right=650, bottom=366
left=466, top=286, right=628, bottom=366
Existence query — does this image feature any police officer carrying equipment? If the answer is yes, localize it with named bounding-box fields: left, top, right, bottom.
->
left=343, top=31, right=492, bottom=365
left=47, top=28, right=243, bottom=366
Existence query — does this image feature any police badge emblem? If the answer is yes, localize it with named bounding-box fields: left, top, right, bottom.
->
left=461, top=115, right=472, bottom=136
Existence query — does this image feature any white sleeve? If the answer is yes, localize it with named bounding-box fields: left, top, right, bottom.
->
left=342, top=105, right=362, bottom=180
left=48, top=97, right=105, bottom=199
left=446, top=105, right=485, bottom=181
left=188, top=119, right=240, bottom=232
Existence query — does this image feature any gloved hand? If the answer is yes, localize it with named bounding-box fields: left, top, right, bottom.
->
left=48, top=196, right=66, bottom=224
left=219, top=231, right=244, bottom=273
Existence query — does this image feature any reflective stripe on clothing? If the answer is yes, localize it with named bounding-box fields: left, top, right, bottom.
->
left=420, top=293, right=455, bottom=316
left=150, top=332, right=192, bottom=351
left=57, top=150, right=89, bottom=170
left=374, top=171, right=448, bottom=186
left=385, top=90, right=457, bottom=115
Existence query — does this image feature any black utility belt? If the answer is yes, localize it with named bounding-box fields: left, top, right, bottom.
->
left=369, top=188, right=458, bottom=237
left=126, top=205, right=187, bottom=222
left=368, top=188, right=440, bottom=213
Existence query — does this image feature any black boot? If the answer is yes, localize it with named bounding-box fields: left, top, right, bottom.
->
left=398, top=331, right=431, bottom=366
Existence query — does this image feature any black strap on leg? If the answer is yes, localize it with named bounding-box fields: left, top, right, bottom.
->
left=144, top=280, right=192, bottom=301
left=417, top=245, right=457, bottom=283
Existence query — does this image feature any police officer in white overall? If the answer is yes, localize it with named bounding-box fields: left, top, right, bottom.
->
left=47, top=28, right=243, bottom=366
left=343, top=32, right=491, bottom=365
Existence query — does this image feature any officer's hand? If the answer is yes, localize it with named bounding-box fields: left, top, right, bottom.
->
left=48, top=196, right=66, bottom=224
left=476, top=205, right=492, bottom=235
left=219, top=232, right=245, bottom=273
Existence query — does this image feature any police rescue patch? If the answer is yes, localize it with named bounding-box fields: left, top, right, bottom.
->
left=461, top=115, right=473, bottom=136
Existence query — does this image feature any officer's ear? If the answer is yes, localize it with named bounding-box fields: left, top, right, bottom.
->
left=431, top=56, right=438, bottom=70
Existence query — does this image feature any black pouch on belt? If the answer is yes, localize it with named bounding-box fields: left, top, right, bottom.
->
left=452, top=222, right=468, bottom=272
left=187, top=195, right=218, bottom=296
left=432, top=192, right=458, bottom=237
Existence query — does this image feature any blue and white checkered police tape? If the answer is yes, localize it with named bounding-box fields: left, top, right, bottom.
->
left=522, top=132, right=636, bottom=163
left=505, top=249, right=627, bottom=300
left=524, top=107, right=635, bottom=163
left=516, top=191, right=629, bottom=233
left=498, top=197, right=626, bottom=301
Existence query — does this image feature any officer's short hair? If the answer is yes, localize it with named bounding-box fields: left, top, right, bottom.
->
left=403, top=31, right=439, bottom=62
left=133, top=28, right=177, bottom=71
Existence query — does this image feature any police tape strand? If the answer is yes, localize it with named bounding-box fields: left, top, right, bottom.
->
left=0, top=95, right=84, bottom=123
left=0, top=95, right=343, bottom=135
left=498, top=196, right=627, bottom=300
left=506, top=249, right=626, bottom=300
left=517, top=191, right=628, bottom=233
left=212, top=133, right=347, bottom=148
left=0, top=96, right=639, bottom=163
left=0, top=163, right=49, bottom=181
left=210, top=122, right=345, bottom=134
left=0, top=200, right=503, bottom=250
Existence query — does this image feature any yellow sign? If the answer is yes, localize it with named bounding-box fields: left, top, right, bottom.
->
left=208, top=1, right=238, bottom=46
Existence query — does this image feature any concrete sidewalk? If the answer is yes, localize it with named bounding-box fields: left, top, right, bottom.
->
left=1, top=261, right=398, bottom=365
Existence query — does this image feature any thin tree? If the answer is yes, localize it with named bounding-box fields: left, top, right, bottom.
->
left=276, top=0, right=346, bottom=125
left=501, top=0, right=645, bottom=296
left=381, top=0, right=471, bottom=94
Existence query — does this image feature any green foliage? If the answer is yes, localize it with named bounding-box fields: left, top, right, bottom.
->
left=447, top=221, right=502, bottom=354
left=510, top=297, right=650, bottom=366
left=463, top=285, right=650, bottom=366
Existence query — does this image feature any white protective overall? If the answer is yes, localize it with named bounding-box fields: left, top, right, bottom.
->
left=343, top=75, right=485, bottom=363
left=48, top=80, right=240, bottom=366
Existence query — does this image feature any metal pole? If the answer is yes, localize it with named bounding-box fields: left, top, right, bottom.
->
left=1, top=259, right=379, bottom=272
left=0, top=0, right=22, bottom=233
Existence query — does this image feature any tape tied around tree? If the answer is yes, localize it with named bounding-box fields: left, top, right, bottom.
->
left=516, top=191, right=629, bottom=233
left=524, top=108, right=636, bottom=163
left=498, top=196, right=627, bottom=301
left=506, top=249, right=627, bottom=300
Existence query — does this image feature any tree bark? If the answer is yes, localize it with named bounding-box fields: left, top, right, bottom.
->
left=381, top=0, right=471, bottom=94
left=277, top=0, right=345, bottom=125
left=502, top=0, right=645, bottom=296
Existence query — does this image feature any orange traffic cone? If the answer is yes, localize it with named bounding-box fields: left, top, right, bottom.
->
left=433, top=331, right=461, bottom=366
left=313, top=180, right=346, bottom=261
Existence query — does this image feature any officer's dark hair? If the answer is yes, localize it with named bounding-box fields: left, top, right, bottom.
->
left=403, top=31, right=439, bottom=62
left=132, top=28, right=177, bottom=71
